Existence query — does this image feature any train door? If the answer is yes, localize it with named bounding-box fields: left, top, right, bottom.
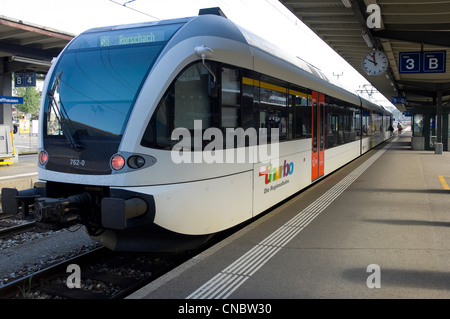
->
left=311, top=91, right=325, bottom=180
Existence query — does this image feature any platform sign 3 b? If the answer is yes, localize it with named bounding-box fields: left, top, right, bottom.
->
left=399, top=50, right=446, bottom=74
left=14, top=72, right=36, bottom=87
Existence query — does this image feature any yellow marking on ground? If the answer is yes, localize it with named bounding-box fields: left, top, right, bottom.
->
left=438, top=175, right=450, bottom=190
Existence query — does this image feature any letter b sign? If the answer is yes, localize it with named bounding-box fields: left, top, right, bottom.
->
left=423, top=52, right=446, bottom=73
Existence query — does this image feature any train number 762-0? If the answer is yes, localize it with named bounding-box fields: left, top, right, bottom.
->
left=70, top=159, right=86, bottom=166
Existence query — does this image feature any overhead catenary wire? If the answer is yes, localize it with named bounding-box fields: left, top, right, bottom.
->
left=109, top=0, right=160, bottom=20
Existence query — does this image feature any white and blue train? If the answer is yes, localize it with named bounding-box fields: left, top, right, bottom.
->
left=2, top=10, right=392, bottom=251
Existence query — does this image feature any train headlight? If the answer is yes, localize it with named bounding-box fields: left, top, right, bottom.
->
left=127, top=155, right=145, bottom=169
left=111, top=154, right=125, bottom=171
left=39, top=150, right=48, bottom=166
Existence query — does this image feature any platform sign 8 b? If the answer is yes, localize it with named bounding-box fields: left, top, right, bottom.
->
left=14, top=72, right=36, bottom=87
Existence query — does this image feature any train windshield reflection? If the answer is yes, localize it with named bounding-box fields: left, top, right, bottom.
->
left=44, top=23, right=184, bottom=137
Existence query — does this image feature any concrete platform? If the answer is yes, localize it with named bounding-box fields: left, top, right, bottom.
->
left=0, top=154, right=38, bottom=210
left=127, top=129, right=450, bottom=299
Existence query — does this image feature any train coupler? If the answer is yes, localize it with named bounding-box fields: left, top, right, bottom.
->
left=34, top=192, right=93, bottom=228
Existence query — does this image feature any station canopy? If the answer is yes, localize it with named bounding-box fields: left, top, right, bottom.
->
left=0, top=15, right=74, bottom=74
left=280, top=0, right=450, bottom=112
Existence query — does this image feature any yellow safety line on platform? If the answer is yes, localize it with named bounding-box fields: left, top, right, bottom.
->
left=438, top=175, right=450, bottom=190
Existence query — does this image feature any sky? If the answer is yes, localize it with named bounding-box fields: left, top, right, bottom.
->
left=0, top=0, right=393, bottom=107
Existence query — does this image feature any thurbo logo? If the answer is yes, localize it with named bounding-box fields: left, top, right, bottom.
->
left=259, top=160, right=294, bottom=185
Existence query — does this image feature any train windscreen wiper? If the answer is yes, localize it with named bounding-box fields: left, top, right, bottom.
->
left=47, top=72, right=83, bottom=151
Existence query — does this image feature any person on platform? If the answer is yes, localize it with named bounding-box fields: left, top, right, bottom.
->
left=388, top=123, right=394, bottom=137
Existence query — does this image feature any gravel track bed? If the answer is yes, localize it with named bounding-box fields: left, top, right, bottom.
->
left=0, top=224, right=100, bottom=289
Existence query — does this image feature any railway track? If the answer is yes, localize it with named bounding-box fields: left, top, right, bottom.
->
left=0, top=207, right=248, bottom=299
left=0, top=220, right=36, bottom=239
left=0, top=246, right=193, bottom=299
left=0, top=212, right=68, bottom=241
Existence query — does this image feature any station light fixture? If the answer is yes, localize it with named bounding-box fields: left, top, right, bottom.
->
left=10, top=56, right=52, bottom=67
left=361, top=30, right=373, bottom=48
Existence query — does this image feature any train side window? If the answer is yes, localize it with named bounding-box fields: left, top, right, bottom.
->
left=241, top=71, right=257, bottom=131
left=373, top=112, right=383, bottom=133
left=354, top=109, right=361, bottom=136
left=289, top=86, right=311, bottom=139
left=362, top=109, right=371, bottom=136
left=141, top=62, right=214, bottom=150
left=173, top=63, right=212, bottom=130
left=324, top=96, right=359, bottom=148
left=325, top=99, right=343, bottom=147
left=221, top=67, right=241, bottom=129
left=258, top=75, right=288, bottom=141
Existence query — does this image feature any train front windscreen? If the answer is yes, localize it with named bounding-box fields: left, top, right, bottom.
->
left=41, top=22, right=184, bottom=175
left=44, top=22, right=184, bottom=138
left=41, top=22, right=184, bottom=174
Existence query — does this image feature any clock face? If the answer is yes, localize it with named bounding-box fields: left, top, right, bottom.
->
left=362, top=50, right=388, bottom=76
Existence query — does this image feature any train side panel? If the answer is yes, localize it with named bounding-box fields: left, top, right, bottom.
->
left=252, top=140, right=311, bottom=217
left=324, top=140, right=361, bottom=175
left=119, top=171, right=253, bottom=235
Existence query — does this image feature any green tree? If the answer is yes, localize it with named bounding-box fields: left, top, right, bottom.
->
left=14, top=87, right=41, bottom=118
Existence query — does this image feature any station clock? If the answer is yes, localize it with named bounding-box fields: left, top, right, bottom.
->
left=362, top=49, right=388, bottom=76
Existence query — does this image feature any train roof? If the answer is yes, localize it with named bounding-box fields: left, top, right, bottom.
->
left=81, top=16, right=194, bottom=33
left=78, top=13, right=391, bottom=116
